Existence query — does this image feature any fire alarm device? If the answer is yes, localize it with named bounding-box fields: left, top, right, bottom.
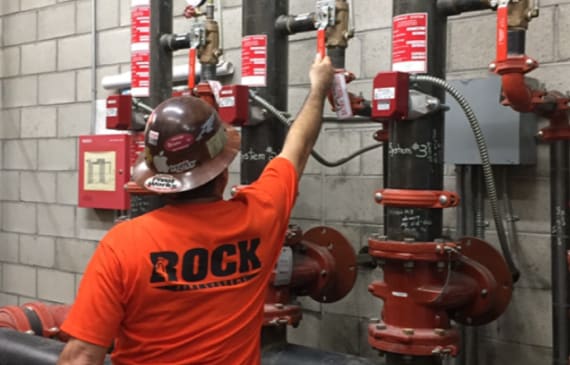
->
left=372, top=71, right=410, bottom=121
left=218, top=85, right=249, bottom=126
left=78, top=134, right=134, bottom=210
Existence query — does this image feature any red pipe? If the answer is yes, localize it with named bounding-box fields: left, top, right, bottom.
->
left=500, top=72, right=534, bottom=113
left=0, top=303, right=71, bottom=342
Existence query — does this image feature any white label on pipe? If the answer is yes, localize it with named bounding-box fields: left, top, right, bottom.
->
left=377, top=102, right=390, bottom=111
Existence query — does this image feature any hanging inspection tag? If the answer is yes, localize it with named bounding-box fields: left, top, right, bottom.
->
left=392, top=13, right=428, bottom=73
left=331, top=73, right=353, bottom=119
left=241, top=35, right=268, bottom=87
left=188, top=47, right=197, bottom=89
left=131, top=0, right=151, bottom=97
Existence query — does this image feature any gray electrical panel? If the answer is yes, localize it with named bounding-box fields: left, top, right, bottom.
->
left=443, top=76, right=538, bottom=165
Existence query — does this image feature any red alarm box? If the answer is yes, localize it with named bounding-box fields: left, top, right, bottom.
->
left=78, top=134, right=141, bottom=210
left=218, top=85, right=249, bottom=126
left=371, top=71, right=410, bottom=120
left=106, top=94, right=132, bottom=130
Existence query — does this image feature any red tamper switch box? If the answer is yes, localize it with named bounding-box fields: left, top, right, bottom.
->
left=371, top=71, right=410, bottom=121
left=218, top=85, right=249, bottom=126
left=106, top=94, right=132, bottom=130
left=78, top=134, right=142, bottom=210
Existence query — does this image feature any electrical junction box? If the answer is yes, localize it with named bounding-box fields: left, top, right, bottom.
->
left=444, top=76, right=538, bottom=165
left=78, top=134, right=144, bottom=210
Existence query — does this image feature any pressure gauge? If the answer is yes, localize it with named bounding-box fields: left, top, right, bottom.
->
left=186, top=0, right=207, bottom=7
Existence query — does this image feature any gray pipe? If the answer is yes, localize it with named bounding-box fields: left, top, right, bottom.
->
left=550, top=140, right=570, bottom=365
left=0, top=328, right=112, bottom=365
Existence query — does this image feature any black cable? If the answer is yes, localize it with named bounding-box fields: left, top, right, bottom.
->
left=248, top=90, right=382, bottom=168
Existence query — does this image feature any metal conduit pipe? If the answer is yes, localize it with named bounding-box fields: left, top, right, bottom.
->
left=551, top=140, right=570, bottom=365
left=437, top=0, right=492, bottom=15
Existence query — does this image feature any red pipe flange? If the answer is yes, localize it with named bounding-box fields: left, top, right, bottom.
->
left=374, top=189, right=460, bottom=208
left=264, top=226, right=357, bottom=327
left=367, top=236, right=512, bottom=356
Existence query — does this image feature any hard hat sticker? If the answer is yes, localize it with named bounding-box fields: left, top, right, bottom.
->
left=206, top=128, right=227, bottom=158
left=144, top=174, right=183, bottom=193
left=168, top=159, right=197, bottom=173
left=148, top=130, right=159, bottom=146
left=165, top=133, right=195, bottom=152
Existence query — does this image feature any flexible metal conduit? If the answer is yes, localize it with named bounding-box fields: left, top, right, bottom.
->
left=410, top=74, right=520, bottom=282
left=248, top=90, right=382, bottom=167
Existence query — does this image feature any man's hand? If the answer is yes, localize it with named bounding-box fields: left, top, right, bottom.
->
left=309, top=55, right=335, bottom=96
left=58, top=338, right=107, bottom=365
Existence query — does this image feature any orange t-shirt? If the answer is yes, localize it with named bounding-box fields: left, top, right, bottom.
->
left=62, top=157, right=298, bottom=365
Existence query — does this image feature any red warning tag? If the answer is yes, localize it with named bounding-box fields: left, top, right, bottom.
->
left=392, top=13, right=428, bottom=74
left=242, top=35, right=267, bottom=87
left=131, top=0, right=151, bottom=97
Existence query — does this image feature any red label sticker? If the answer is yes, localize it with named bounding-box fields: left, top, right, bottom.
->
left=131, top=1, right=151, bottom=97
left=241, top=35, right=267, bottom=87
left=392, top=13, right=428, bottom=73
left=165, top=133, right=195, bottom=152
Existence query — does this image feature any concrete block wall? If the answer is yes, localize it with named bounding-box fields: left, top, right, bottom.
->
left=0, top=0, right=566, bottom=363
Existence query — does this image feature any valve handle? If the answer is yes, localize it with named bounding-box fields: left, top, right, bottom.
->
left=188, top=47, right=197, bottom=90
left=496, top=0, right=509, bottom=61
left=317, top=28, right=326, bottom=59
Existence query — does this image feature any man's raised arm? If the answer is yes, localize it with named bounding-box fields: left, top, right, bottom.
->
left=278, top=55, right=335, bottom=176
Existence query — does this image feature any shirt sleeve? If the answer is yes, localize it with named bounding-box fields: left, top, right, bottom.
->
left=237, top=157, right=298, bottom=219
left=61, top=233, right=126, bottom=348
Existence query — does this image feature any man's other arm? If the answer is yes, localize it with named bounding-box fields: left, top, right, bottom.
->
left=278, top=55, right=335, bottom=177
left=58, top=338, right=107, bottom=365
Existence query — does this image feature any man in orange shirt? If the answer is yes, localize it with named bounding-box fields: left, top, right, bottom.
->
left=58, top=54, right=334, bottom=365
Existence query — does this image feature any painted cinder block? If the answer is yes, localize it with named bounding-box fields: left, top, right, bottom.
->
left=57, top=103, right=91, bottom=137
left=55, top=238, right=96, bottom=273
left=21, top=41, right=57, bottom=74
left=2, top=202, right=37, bottom=234
left=2, top=264, right=37, bottom=297
left=37, top=204, right=76, bottom=238
left=324, top=176, right=383, bottom=223
left=21, top=0, right=57, bottom=11
left=3, top=12, right=37, bottom=46
left=20, top=235, right=55, bottom=268
left=0, top=46, right=21, bottom=77
left=21, top=171, right=57, bottom=203
left=0, top=171, right=20, bottom=201
left=3, top=76, right=38, bottom=108
left=96, top=0, right=119, bottom=31
left=58, top=34, right=92, bottom=70
left=0, top=232, right=20, bottom=264
left=21, top=106, right=57, bottom=138
left=97, top=28, right=130, bottom=65
left=39, top=72, right=76, bottom=104
left=37, top=268, right=75, bottom=303
left=292, top=175, right=323, bottom=220
left=38, top=2, right=75, bottom=40
left=38, top=138, right=77, bottom=171
left=56, top=172, right=79, bottom=205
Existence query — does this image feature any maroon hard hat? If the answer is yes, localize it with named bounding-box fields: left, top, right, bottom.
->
left=132, top=96, right=240, bottom=193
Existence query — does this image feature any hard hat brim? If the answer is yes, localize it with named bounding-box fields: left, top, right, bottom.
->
left=132, top=125, right=241, bottom=193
